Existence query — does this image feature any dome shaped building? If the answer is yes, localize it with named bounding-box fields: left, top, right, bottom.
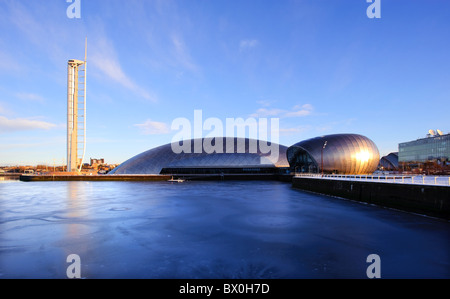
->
left=110, top=134, right=380, bottom=177
left=287, top=134, right=380, bottom=175
left=379, top=152, right=399, bottom=171
left=110, top=137, right=290, bottom=176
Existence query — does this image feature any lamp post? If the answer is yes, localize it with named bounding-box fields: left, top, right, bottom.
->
left=321, top=141, right=327, bottom=177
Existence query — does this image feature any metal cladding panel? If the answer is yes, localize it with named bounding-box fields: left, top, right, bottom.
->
left=110, top=137, right=289, bottom=174
left=287, top=134, right=380, bottom=175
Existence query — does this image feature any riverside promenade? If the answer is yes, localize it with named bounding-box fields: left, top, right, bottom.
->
left=292, top=174, right=450, bottom=220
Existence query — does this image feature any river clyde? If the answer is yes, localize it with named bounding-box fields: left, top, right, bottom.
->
left=0, top=179, right=448, bottom=279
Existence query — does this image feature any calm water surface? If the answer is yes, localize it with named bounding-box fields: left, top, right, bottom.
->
left=0, top=179, right=449, bottom=279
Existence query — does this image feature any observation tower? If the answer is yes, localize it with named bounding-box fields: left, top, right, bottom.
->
left=67, top=39, right=87, bottom=172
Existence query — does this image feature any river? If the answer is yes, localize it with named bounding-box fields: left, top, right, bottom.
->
left=0, top=179, right=448, bottom=278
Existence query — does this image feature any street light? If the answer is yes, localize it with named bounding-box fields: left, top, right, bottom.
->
left=321, top=141, right=327, bottom=177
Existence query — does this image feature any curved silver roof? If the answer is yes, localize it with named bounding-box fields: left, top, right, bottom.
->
left=379, top=152, right=399, bottom=170
left=110, top=137, right=289, bottom=175
left=287, top=134, right=380, bottom=174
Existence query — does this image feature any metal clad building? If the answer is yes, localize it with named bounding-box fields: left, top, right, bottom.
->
left=110, top=137, right=289, bottom=175
left=287, top=134, right=380, bottom=175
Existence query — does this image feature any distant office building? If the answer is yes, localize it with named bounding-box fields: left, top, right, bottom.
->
left=398, top=131, right=450, bottom=173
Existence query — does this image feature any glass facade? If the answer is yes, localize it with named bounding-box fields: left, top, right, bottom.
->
left=399, top=134, right=450, bottom=163
left=287, top=148, right=318, bottom=173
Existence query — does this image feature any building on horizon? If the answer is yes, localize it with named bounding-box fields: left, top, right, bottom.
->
left=90, top=158, right=105, bottom=166
left=379, top=152, right=399, bottom=171
left=398, top=131, right=450, bottom=174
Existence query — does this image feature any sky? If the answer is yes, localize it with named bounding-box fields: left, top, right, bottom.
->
left=0, top=0, right=449, bottom=166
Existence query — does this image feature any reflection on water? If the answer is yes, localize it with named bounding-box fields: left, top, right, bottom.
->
left=64, top=182, right=91, bottom=278
left=0, top=180, right=449, bottom=279
left=0, top=176, right=20, bottom=181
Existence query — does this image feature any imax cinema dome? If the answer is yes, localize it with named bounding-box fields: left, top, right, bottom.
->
left=287, top=134, right=380, bottom=175
left=110, top=137, right=289, bottom=175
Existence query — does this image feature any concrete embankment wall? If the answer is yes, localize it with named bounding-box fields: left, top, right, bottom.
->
left=292, top=177, right=450, bottom=220
left=20, top=174, right=171, bottom=182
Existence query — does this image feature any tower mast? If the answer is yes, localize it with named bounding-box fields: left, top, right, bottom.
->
left=67, top=39, right=87, bottom=173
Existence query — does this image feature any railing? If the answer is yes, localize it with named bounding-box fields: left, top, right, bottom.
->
left=294, top=173, right=450, bottom=186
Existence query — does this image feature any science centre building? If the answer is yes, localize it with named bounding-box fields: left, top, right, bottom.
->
left=287, top=134, right=380, bottom=175
left=110, top=134, right=380, bottom=177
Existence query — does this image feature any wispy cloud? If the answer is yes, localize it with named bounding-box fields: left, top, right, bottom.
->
left=134, top=119, right=170, bottom=135
left=4, top=1, right=72, bottom=68
left=250, top=104, right=314, bottom=118
left=256, top=100, right=274, bottom=107
left=0, top=116, right=57, bottom=133
left=284, top=104, right=314, bottom=117
left=240, top=39, right=259, bottom=52
left=118, top=1, right=200, bottom=77
left=250, top=108, right=286, bottom=118
left=171, top=33, right=199, bottom=73
left=90, top=37, right=157, bottom=102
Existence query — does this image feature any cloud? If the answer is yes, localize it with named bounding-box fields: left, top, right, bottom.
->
left=171, top=33, right=199, bottom=73
left=90, top=37, right=156, bottom=102
left=249, top=108, right=285, bottom=118
left=284, top=104, right=314, bottom=117
left=240, top=39, right=259, bottom=51
left=0, top=116, right=57, bottom=133
left=256, top=100, right=274, bottom=107
left=4, top=1, right=71, bottom=68
left=250, top=104, right=314, bottom=118
left=134, top=119, right=170, bottom=135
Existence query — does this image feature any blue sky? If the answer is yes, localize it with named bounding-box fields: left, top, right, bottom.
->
left=0, top=0, right=449, bottom=166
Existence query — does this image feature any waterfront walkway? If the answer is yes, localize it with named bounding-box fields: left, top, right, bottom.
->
left=294, top=173, right=450, bottom=187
